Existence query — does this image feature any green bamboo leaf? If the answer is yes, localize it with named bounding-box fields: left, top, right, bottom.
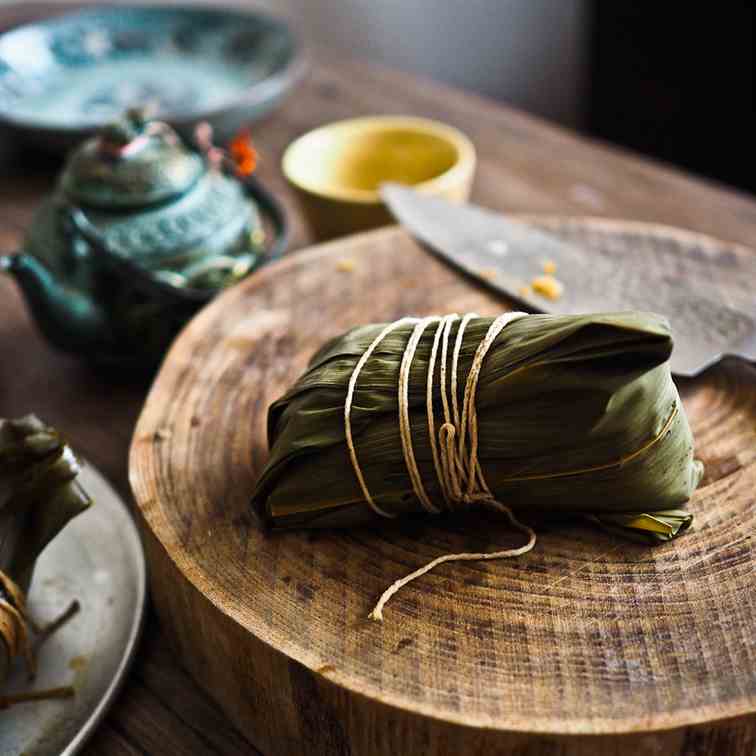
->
left=251, top=312, right=703, bottom=538
left=1, top=416, right=91, bottom=582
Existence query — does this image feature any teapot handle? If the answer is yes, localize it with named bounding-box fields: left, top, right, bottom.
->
left=243, top=176, right=290, bottom=263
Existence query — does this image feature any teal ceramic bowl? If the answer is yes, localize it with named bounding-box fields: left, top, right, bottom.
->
left=0, top=5, right=305, bottom=149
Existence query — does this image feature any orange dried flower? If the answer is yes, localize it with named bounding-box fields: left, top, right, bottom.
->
left=229, top=128, right=258, bottom=177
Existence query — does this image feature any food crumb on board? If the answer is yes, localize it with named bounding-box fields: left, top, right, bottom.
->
left=542, top=260, right=557, bottom=274
left=518, top=285, right=532, bottom=298
left=336, top=258, right=357, bottom=273
left=69, top=655, right=87, bottom=671
left=317, top=663, right=336, bottom=675
left=478, top=268, right=497, bottom=281
left=531, top=274, right=564, bottom=300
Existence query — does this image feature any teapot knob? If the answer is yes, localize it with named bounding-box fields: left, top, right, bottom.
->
left=60, top=110, right=202, bottom=208
left=98, top=108, right=154, bottom=159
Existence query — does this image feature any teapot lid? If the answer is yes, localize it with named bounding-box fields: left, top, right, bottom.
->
left=59, top=109, right=205, bottom=209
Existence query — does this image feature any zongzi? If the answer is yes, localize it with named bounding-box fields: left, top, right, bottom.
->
left=0, top=415, right=91, bottom=706
left=251, top=312, right=703, bottom=617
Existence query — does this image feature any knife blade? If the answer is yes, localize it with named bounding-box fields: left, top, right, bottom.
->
left=381, top=183, right=756, bottom=377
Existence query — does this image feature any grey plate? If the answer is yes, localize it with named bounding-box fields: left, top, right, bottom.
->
left=0, top=463, right=147, bottom=756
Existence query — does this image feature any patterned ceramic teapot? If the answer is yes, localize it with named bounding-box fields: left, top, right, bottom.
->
left=0, top=110, right=287, bottom=370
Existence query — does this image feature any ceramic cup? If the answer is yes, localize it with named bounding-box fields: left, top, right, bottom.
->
left=282, top=116, right=476, bottom=240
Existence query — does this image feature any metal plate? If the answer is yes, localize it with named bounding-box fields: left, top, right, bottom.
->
left=0, top=463, right=146, bottom=756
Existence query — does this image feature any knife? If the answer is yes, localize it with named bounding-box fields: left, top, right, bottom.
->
left=381, top=184, right=756, bottom=377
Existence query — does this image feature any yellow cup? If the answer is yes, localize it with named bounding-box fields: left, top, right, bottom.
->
left=282, top=116, right=476, bottom=240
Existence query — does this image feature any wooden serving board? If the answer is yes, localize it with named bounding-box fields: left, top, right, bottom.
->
left=130, top=220, right=756, bottom=756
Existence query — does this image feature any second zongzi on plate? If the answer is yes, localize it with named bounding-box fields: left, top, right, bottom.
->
left=252, top=311, right=703, bottom=544
left=1, top=415, right=90, bottom=705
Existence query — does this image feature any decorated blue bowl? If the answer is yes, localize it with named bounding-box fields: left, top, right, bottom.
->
left=0, top=5, right=305, bottom=149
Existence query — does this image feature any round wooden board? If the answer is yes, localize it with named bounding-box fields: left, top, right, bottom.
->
left=130, top=220, right=756, bottom=756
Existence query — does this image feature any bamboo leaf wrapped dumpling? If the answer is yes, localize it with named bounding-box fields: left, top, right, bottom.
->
left=252, top=312, right=703, bottom=618
left=0, top=415, right=90, bottom=705
left=253, top=312, right=702, bottom=535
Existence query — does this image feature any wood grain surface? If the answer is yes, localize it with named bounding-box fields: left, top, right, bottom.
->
left=131, top=221, right=755, bottom=755
left=1, top=4, right=756, bottom=753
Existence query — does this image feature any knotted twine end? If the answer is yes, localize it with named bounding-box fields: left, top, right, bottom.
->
left=368, top=500, right=536, bottom=621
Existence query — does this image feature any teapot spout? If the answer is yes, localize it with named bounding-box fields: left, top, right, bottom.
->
left=0, top=253, right=111, bottom=353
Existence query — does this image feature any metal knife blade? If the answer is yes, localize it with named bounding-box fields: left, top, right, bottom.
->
left=381, top=183, right=756, bottom=377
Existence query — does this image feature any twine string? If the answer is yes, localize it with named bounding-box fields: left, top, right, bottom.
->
left=343, top=311, right=536, bottom=621
left=0, top=570, right=34, bottom=677
left=344, top=317, right=420, bottom=518
left=0, top=569, right=79, bottom=708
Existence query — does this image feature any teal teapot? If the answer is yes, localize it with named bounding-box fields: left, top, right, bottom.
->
left=1, top=110, right=287, bottom=371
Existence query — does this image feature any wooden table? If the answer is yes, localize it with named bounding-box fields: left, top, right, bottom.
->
left=2, top=8, right=756, bottom=754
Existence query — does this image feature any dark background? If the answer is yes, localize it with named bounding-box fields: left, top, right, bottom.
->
left=0, top=2, right=754, bottom=197
left=587, top=2, right=755, bottom=194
